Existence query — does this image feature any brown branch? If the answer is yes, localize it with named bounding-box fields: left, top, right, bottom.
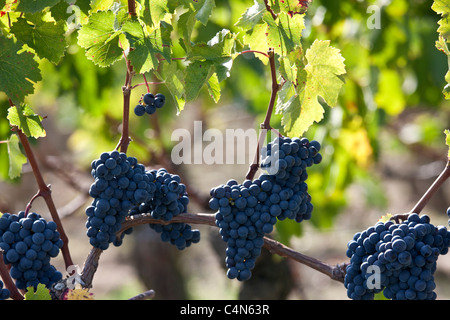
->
left=128, top=289, right=156, bottom=300
left=13, top=126, right=73, bottom=270
left=245, top=48, right=281, bottom=181
left=409, top=160, right=450, bottom=214
left=80, top=212, right=346, bottom=288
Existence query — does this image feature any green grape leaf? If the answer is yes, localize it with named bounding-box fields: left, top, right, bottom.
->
left=122, top=19, right=171, bottom=74
left=276, top=0, right=310, bottom=15
left=235, top=0, right=265, bottom=30
left=90, top=0, right=114, bottom=13
left=156, top=60, right=186, bottom=114
left=184, top=29, right=237, bottom=102
left=77, top=10, right=123, bottom=67
left=277, top=40, right=346, bottom=137
left=24, top=283, right=52, bottom=300
left=140, top=0, right=169, bottom=27
left=194, top=0, right=216, bottom=26
left=263, top=11, right=304, bottom=57
left=432, top=0, right=450, bottom=41
left=7, top=105, right=46, bottom=138
left=11, top=12, right=67, bottom=64
left=0, top=35, right=42, bottom=105
left=244, top=11, right=304, bottom=64
left=16, top=0, right=61, bottom=13
left=7, top=134, right=27, bottom=179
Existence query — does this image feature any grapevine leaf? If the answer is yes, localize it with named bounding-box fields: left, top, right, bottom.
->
left=277, top=40, right=346, bottom=137
left=63, top=288, right=95, bottom=300
left=207, top=72, right=221, bottom=103
left=90, top=0, right=114, bottom=13
left=0, top=35, right=42, bottom=105
left=77, top=10, right=123, bottom=68
left=140, top=0, right=169, bottom=27
left=16, top=0, right=61, bottom=13
left=276, top=0, right=310, bottom=15
left=244, top=11, right=304, bottom=63
left=157, top=60, right=186, bottom=113
left=7, top=134, right=27, bottom=179
left=432, top=0, right=450, bottom=41
left=378, top=213, right=394, bottom=223
left=10, top=12, right=67, bottom=64
left=24, top=283, right=52, bottom=300
left=195, top=0, right=216, bottom=26
left=235, top=0, right=266, bottom=30
left=263, top=11, right=304, bottom=57
left=445, top=129, right=450, bottom=159
left=184, top=29, right=237, bottom=102
left=122, top=19, right=171, bottom=73
left=7, top=105, right=46, bottom=138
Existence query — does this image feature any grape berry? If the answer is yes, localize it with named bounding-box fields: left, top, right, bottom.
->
left=345, top=213, right=450, bottom=300
left=134, top=92, right=166, bottom=116
left=209, top=136, right=322, bottom=281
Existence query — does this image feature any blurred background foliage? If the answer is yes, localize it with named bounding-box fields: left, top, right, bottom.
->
left=1, top=0, right=450, bottom=299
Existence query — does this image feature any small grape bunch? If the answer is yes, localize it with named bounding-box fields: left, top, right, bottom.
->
left=134, top=92, right=166, bottom=116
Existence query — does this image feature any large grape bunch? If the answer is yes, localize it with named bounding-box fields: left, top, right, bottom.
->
left=209, top=136, right=322, bottom=281
left=345, top=213, right=450, bottom=300
left=0, top=211, right=63, bottom=291
left=85, top=150, right=156, bottom=250
left=129, top=168, right=200, bottom=250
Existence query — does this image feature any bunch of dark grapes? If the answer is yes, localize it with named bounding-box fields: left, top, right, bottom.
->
left=0, top=280, right=10, bottom=300
left=0, top=211, right=63, bottom=290
left=134, top=92, right=166, bottom=116
left=129, top=168, right=200, bottom=250
left=209, top=136, right=322, bottom=281
left=344, top=213, right=450, bottom=300
left=85, top=150, right=156, bottom=250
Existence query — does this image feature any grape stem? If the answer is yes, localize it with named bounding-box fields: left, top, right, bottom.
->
left=391, top=160, right=450, bottom=223
left=245, top=48, right=281, bottom=181
left=8, top=98, right=74, bottom=271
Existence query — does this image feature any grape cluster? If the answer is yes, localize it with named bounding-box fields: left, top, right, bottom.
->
left=134, top=92, right=166, bottom=116
left=129, top=168, right=200, bottom=250
left=209, top=136, right=322, bottom=281
left=0, top=280, right=10, bottom=300
left=0, top=211, right=63, bottom=290
left=85, top=151, right=156, bottom=250
left=344, top=213, right=450, bottom=300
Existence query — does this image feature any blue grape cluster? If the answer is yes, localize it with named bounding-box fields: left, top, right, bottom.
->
left=129, top=168, right=200, bottom=250
left=85, top=151, right=156, bottom=250
left=0, top=280, right=10, bottom=300
left=345, top=213, right=450, bottom=300
left=209, top=136, right=322, bottom=281
left=134, top=92, right=166, bottom=116
left=0, top=211, right=63, bottom=290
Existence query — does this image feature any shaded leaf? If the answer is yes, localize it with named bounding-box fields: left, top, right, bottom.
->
left=11, top=12, right=67, bottom=64
left=0, top=35, right=42, bottom=105
left=16, top=0, right=60, bottom=13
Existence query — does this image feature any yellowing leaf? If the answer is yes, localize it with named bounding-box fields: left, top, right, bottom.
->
left=278, top=40, right=346, bottom=137
left=378, top=213, right=394, bottom=223
left=63, top=288, right=95, bottom=300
